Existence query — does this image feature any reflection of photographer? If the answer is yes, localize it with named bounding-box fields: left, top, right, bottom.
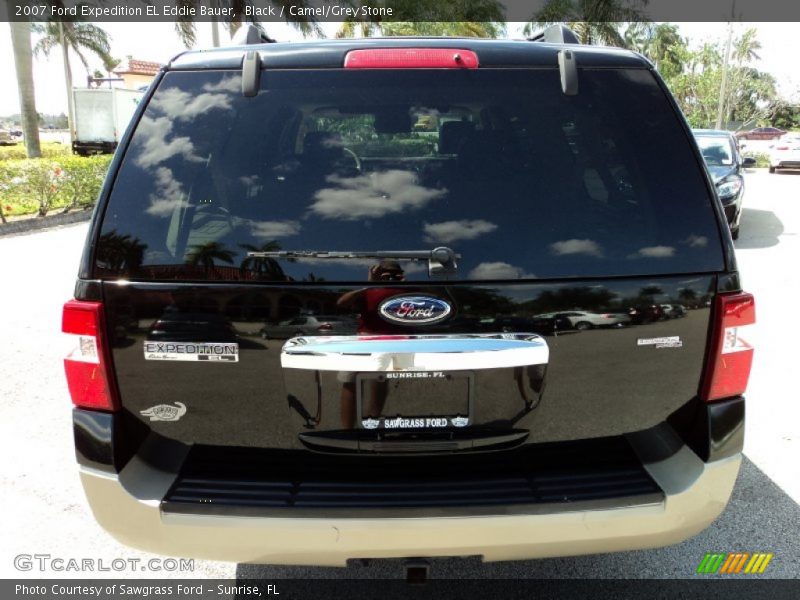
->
left=337, top=260, right=406, bottom=428
left=336, top=259, right=407, bottom=334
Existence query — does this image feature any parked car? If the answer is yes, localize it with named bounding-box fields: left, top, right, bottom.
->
left=659, top=304, right=687, bottom=319
left=63, top=27, right=754, bottom=570
left=627, top=304, right=667, bottom=325
left=0, top=129, right=19, bottom=146
left=259, top=315, right=357, bottom=339
left=542, top=310, right=631, bottom=330
left=693, top=129, right=755, bottom=240
left=735, top=126, right=786, bottom=141
left=768, top=134, right=800, bottom=173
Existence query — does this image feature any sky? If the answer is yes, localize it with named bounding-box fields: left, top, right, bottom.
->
left=1, top=21, right=799, bottom=117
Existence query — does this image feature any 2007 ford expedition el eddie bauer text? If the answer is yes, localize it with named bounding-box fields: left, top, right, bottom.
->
left=63, top=27, right=755, bottom=567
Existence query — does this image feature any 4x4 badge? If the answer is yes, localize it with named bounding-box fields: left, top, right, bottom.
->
left=140, top=402, right=187, bottom=422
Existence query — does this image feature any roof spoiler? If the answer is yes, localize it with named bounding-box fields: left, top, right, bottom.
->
left=231, top=24, right=276, bottom=46
left=528, top=24, right=581, bottom=45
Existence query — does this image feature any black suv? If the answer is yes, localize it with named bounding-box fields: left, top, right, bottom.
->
left=64, top=29, right=754, bottom=566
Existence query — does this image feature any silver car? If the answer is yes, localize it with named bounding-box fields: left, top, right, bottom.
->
left=260, top=315, right=357, bottom=339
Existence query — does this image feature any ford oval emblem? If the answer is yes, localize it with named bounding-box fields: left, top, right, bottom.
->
left=378, top=296, right=452, bottom=326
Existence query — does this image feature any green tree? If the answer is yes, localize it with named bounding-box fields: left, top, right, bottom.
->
left=337, top=0, right=505, bottom=38
left=32, top=21, right=113, bottom=135
left=523, top=0, right=649, bottom=46
left=9, top=21, right=41, bottom=158
left=624, top=22, right=685, bottom=78
left=173, top=1, right=322, bottom=47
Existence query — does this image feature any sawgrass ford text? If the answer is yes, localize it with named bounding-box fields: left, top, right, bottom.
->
left=15, top=584, right=274, bottom=597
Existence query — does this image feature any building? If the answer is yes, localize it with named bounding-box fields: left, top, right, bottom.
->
left=113, top=58, right=162, bottom=90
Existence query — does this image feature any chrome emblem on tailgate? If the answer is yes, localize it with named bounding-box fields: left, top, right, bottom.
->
left=140, top=402, right=187, bottom=422
left=378, top=296, right=452, bottom=325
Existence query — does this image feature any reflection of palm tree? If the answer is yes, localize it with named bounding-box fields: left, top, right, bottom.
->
left=186, top=242, right=235, bottom=278
left=96, top=231, right=147, bottom=274
left=639, top=285, right=663, bottom=300
left=523, top=0, right=648, bottom=46
left=239, top=241, right=287, bottom=281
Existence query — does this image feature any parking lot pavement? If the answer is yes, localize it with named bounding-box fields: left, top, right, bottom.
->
left=0, top=170, right=797, bottom=581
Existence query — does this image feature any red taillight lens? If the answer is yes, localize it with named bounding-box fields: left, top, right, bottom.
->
left=775, top=146, right=789, bottom=151
left=62, top=300, right=119, bottom=411
left=344, top=48, right=479, bottom=69
left=317, top=323, right=333, bottom=331
left=700, top=292, right=755, bottom=403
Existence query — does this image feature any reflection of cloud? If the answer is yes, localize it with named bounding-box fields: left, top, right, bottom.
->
left=309, top=170, right=446, bottom=220
left=151, top=86, right=233, bottom=121
left=423, top=219, right=497, bottom=244
left=684, top=235, right=708, bottom=247
left=630, top=246, right=676, bottom=258
left=249, top=220, right=301, bottom=239
left=202, top=76, right=240, bottom=93
left=134, top=116, right=201, bottom=168
left=550, top=238, right=603, bottom=257
left=134, top=79, right=236, bottom=169
left=146, top=167, right=189, bottom=217
left=468, top=262, right=534, bottom=280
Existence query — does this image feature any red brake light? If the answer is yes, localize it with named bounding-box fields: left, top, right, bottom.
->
left=344, top=48, right=479, bottom=69
left=700, top=292, right=755, bottom=403
left=62, top=300, right=119, bottom=411
left=775, top=145, right=789, bottom=151
left=317, top=322, right=333, bottom=331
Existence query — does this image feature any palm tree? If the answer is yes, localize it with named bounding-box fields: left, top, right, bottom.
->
left=337, top=0, right=505, bottom=38
left=9, top=21, right=41, bottom=158
left=523, top=0, right=649, bottom=46
left=732, top=28, right=761, bottom=65
left=186, top=242, right=236, bottom=278
left=32, top=21, right=113, bottom=136
left=174, top=0, right=322, bottom=48
left=239, top=241, right=287, bottom=280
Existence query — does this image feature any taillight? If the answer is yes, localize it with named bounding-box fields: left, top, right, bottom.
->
left=775, top=145, right=789, bottom=151
left=344, top=48, right=479, bottom=69
left=62, top=300, right=119, bottom=411
left=317, top=323, right=333, bottom=331
left=700, top=292, right=755, bottom=403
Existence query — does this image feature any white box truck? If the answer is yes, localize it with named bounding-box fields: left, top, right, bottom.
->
left=72, top=88, right=144, bottom=155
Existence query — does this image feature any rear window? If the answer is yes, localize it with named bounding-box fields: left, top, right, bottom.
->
left=96, top=67, right=724, bottom=282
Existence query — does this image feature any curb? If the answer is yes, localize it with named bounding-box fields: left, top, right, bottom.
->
left=0, top=209, right=92, bottom=236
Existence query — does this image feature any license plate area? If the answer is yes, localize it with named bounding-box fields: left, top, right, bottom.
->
left=357, top=371, right=474, bottom=430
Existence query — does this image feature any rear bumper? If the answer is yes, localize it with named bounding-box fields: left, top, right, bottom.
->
left=78, top=434, right=741, bottom=566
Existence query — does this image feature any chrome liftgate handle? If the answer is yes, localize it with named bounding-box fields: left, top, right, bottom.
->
left=281, top=333, right=549, bottom=372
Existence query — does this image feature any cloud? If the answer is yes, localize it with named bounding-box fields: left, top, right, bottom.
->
left=134, top=116, right=202, bottom=168
left=248, top=220, right=301, bottom=239
left=309, top=170, right=446, bottom=220
left=468, top=262, right=534, bottom=280
left=549, top=238, right=603, bottom=257
left=630, top=246, right=676, bottom=258
left=423, top=219, right=497, bottom=244
left=150, top=86, right=233, bottom=121
left=684, top=235, right=708, bottom=247
left=145, top=167, right=189, bottom=217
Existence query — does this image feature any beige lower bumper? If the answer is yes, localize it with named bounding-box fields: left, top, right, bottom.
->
left=79, top=440, right=741, bottom=566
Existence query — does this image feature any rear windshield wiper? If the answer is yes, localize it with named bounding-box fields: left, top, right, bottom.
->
left=246, top=247, right=460, bottom=277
